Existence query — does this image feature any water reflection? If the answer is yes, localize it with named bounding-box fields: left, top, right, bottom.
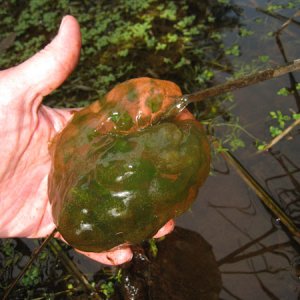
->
left=291, top=256, right=300, bottom=281
left=266, top=151, right=300, bottom=227
left=177, top=155, right=300, bottom=299
left=118, top=227, right=222, bottom=300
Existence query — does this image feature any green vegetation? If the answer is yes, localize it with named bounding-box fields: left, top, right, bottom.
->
left=99, top=268, right=122, bottom=299
left=0, top=0, right=236, bottom=108
left=0, top=0, right=267, bottom=153
left=277, top=87, right=290, bottom=96
left=21, top=265, right=40, bottom=287
left=100, top=281, right=115, bottom=299
left=0, top=238, right=80, bottom=298
left=225, top=44, right=240, bottom=57
left=269, top=110, right=300, bottom=137
left=239, top=27, right=254, bottom=37
left=148, top=238, right=159, bottom=257
left=266, top=1, right=300, bottom=12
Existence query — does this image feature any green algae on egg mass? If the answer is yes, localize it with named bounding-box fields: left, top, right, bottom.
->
left=48, top=78, right=210, bottom=252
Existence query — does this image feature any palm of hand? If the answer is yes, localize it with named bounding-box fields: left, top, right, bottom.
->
left=0, top=16, right=176, bottom=265
left=0, top=96, right=70, bottom=238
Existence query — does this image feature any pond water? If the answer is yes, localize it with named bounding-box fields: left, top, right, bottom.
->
left=175, top=1, right=300, bottom=299
left=1, top=0, right=300, bottom=299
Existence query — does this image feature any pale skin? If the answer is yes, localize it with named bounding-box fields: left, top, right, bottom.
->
left=0, top=15, right=176, bottom=265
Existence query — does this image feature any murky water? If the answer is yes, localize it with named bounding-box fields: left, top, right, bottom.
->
left=175, top=1, right=300, bottom=299
left=1, top=0, right=300, bottom=299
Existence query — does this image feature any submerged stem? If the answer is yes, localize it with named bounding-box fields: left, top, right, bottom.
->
left=48, top=239, right=101, bottom=299
left=2, top=230, right=57, bottom=300
left=216, top=143, right=300, bottom=239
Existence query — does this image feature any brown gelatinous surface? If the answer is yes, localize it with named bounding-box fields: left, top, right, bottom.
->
left=48, top=78, right=210, bottom=252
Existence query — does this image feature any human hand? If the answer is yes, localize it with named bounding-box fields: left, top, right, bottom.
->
left=0, top=15, right=175, bottom=265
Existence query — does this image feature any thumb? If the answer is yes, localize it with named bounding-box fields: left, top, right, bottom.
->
left=0, top=15, right=81, bottom=107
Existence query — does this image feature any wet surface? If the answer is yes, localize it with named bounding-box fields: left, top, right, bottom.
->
left=1, top=0, right=300, bottom=299
left=49, top=78, right=210, bottom=253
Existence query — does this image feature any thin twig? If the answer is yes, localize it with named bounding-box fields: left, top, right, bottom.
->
left=217, top=227, right=276, bottom=266
left=49, top=239, right=102, bottom=299
left=275, top=10, right=300, bottom=35
left=263, top=118, right=300, bottom=151
left=220, top=241, right=290, bottom=265
left=186, top=59, right=300, bottom=104
left=216, top=143, right=300, bottom=238
left=2, top=229, right=57, bottom=300
left=256, top=7, right=300, bottom=27
left=274, top=11, right=300, bottom=111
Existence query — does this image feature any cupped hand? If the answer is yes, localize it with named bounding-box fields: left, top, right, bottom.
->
left=0, top=15, right=175, bottom=265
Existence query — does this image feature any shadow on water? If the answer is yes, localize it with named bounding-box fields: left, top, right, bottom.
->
left=1, top=0, right=300, bottom=299
left=266, top=150, right=300, bottom=227
left=117, top=227, right=222, bottom=300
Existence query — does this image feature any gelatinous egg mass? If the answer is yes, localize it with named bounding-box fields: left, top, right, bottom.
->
left=48, top=78, right=210, bottom=252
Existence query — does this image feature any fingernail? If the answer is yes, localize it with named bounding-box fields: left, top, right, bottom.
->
left=58, top=16, right=68, bottom=33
